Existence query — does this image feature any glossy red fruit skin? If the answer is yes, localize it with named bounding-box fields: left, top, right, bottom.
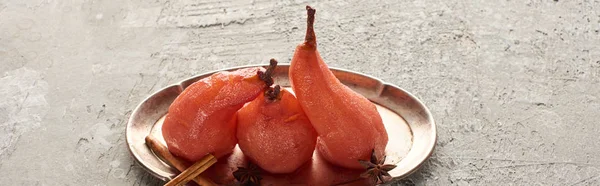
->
left=237, top=89, right=317, bottom=174
left=162, top=67, right=267, bottom=162
left=289, top=45, right=389, bottom=169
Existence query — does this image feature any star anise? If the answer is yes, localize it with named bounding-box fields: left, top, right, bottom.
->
left=232, top=162, right=262, bottom=186
left=358, top=149, right=397, bottom=184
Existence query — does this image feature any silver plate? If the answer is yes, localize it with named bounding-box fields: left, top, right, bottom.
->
left=126, top=64, right=436, bottom=184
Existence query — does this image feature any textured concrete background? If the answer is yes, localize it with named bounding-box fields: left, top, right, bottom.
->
left=1, top=0, right=599, bottom=185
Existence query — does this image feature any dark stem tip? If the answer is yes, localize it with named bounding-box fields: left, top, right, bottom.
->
left=306, top=6, right=315, bottom=14
left=269, top=58, right=277, bottom=67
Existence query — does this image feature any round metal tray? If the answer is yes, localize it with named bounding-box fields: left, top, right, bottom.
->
left=126, top=64, right=436, bottom=185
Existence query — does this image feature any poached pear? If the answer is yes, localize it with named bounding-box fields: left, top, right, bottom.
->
left=289, top=6, right=389, bottom=169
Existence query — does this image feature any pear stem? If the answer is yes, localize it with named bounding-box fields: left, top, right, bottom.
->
left=305, top=6, right=316, bottom=48
left=258, top=58, right=278, bottom=86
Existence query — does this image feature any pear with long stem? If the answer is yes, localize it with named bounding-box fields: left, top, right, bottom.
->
left=289, top=6, right=389, bottom=169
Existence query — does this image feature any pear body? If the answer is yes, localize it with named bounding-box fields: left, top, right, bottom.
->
left=162, top=67, right=267, bottom=162
left=237, top=89, right=317, bottom=173
left=289, top=46, right=388, bottom=169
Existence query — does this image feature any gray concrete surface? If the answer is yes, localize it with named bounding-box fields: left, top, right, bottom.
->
left=1, top=0, right=599, bottom=185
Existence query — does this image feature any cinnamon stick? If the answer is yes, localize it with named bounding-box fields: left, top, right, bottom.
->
left=145, top=136, right=217, bottom=186
left=164, top=154, right=216, bottom=186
